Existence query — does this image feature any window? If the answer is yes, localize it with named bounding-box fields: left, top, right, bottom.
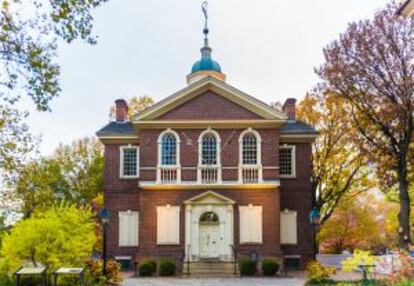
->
left=157, top=205, right=180, bottom=244
left=202, top=134, right=218, bottom=165
left=119, top=211, right=139, bottom=247
left=157, top=129, right=180, bottom=166
left=161, top=133, right=177, bottom=165
left=239, top=204, right=262, bottom=244
left=120, top=146, right=139, bottom=178
left=280, top=210, right=297, bottom=244
left=242, top=133, right=257, bottom=165
left=279, top=145, right=296, bottom=177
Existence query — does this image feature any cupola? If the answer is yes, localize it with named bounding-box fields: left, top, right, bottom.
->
left=187, top=2, right=226, bottom=84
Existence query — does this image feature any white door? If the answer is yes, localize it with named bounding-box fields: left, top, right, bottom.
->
left=199, top=225, right=220, bottom=258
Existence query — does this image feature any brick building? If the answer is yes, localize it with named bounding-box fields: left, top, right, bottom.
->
left=96, top=16, right=317, bottom=274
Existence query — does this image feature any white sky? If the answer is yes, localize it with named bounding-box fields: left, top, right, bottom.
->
left=25, top=0, right=390, bottom=155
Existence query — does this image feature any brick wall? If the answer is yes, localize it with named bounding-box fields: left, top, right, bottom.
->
left=158, top=91, right=263, bottom=120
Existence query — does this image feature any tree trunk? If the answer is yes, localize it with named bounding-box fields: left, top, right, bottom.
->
left=397, top=155, right=411, bottom=250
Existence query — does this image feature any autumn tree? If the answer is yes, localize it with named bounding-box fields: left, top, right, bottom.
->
left=5, top=137, right=103, bottom=217
left=317, top=1, right=414, bottom=248
left=109, top=95, right=154, bottom=120
left=297, top=92, right=374, bottom=224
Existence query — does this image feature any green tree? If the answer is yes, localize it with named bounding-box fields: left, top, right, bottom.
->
left=0, top=203, right=97, bottom=274
left=297, top=92, right=374, bottom=225
left=0, top=0, right=107, bottom=180
left=8, top=137, right=103, bottom=217
left=109, top=95, right=154, bottom=120
left=317, top=1, right=414, bottom=248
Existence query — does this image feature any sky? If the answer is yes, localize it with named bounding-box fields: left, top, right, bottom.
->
left=25, top=0, right=390, bottom=155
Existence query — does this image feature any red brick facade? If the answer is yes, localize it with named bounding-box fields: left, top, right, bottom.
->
left=102, top=90, right=314, bottom=271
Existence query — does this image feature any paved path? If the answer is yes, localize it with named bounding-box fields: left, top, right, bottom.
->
left=122, top=277, right=305, bottom=286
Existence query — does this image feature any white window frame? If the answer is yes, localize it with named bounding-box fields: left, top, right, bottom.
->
left=280, top=209, right=297, bottom=245
left=197, top=128, right=222, bottom=183
left=157, top=129, right=181, bottom=183
left=238, top=128, right=262, bottom=183
left=120, top=145, right=139, bottom=179
left=118, top=210, right=139, bottom=247
left=279, top=144, right=296, bottom=178
left=156, top=205, right=180, bottom=245
left=239, top=204, right=263, bottom=244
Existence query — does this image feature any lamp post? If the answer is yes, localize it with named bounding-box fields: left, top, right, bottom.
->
left=98, top=208, right=110, bottom=278
left=309, top=207, right=321, bottom=260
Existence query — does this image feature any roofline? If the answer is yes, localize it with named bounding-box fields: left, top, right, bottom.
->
left=133, top=76, right=287, bottom=121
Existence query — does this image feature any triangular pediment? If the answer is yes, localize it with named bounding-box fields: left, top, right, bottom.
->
left=133, top=77, right=287, bottom=121
left=184, top=191, right=235, bottom=205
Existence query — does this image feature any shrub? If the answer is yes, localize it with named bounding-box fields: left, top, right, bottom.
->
left=84, top=259, right=122, bottom=285
left=384, top=251, right=414, bottom=285
left=306, top=260, right=335, bottom=284
left=139, top=260, right=157, bottom=276
left=261, top=258, right=279, bottom=276
left=239, top=258, right=257, bottom=276
left=159, top=259, right=176, bottom=276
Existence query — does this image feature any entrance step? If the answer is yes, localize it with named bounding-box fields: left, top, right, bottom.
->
left=183, top=261, right=239, bottom=277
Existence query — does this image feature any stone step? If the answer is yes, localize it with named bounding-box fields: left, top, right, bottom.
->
left=184, top=261, right=239, bottom=276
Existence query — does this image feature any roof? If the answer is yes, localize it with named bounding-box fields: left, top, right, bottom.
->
left=133, top=76, right=287, bottom=121
left=96, top=122, right=135, bottom=137
left=280, top=121, right=318, bottom=134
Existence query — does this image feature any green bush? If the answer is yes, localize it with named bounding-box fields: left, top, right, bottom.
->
left=261, top=258, right=279, bottom=276
left=0, top=275, right=13, bottom=286
left=239, top=258, right=257, bottom=276
left=139, top=260, right=157, bottom=276
left=159, top=259, right=176, bottom=276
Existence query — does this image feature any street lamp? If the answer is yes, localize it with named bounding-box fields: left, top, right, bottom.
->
left=309, top=207, right=321, bottom=259
left=98, top=208, right=110, bottom=278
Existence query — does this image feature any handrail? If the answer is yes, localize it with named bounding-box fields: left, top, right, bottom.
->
left=187, top=244, right=191, bottom=275
left=230, top=244, right=237, bottom=275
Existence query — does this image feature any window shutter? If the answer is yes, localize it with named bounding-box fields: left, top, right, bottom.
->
left=118, top=211, right=139, bottom=247
left=157, top=206, right=180, bottom=244
left=239, top=205, right=263, bottom=244
left=280, top=211, right=297, bottom=244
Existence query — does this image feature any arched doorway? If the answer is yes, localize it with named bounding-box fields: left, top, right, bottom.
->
left=199, top=211, right=220, bottom=258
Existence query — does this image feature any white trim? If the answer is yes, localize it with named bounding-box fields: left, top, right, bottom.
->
left=119, top=145, right=139, bottom=179
left=133, top=77, right=287, bottom=121
left=279, top=144, right=296, bottom=178
left=157, top=129, right=181, bottom=183
left=197, top=128, right=222, bottom=183
left=238, top=128, right=263, bottom=183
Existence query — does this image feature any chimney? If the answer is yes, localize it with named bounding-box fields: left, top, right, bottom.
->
left=282, top=98, right=297, bottom=121
left=115, top=99, right=129, bottom=122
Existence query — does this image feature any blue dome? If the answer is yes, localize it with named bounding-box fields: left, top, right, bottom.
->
left=191, top=58, right=222, bottom=73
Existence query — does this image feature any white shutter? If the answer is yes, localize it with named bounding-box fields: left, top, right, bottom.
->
left=118, top=211, right=139, bottom=247
left=280, top=211, right=297, bottom=244
left=239, top=205, right=263, bottom=244
left=157, top=206, right=180, bottom=244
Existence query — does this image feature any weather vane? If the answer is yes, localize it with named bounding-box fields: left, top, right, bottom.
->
left=202, top=1, right=209, bottom=40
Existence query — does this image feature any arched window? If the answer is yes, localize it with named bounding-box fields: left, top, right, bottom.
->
left=161, top=134, right=177, bottom=165
left=239, top=128, right=261, bottom=166
left=242, top=133, right=258, bottom=165
left=158, top=129, right=180, bottom=166
left=199, top=211, right=219, bottom=224
left=199, top=129, right=220, bottom=166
